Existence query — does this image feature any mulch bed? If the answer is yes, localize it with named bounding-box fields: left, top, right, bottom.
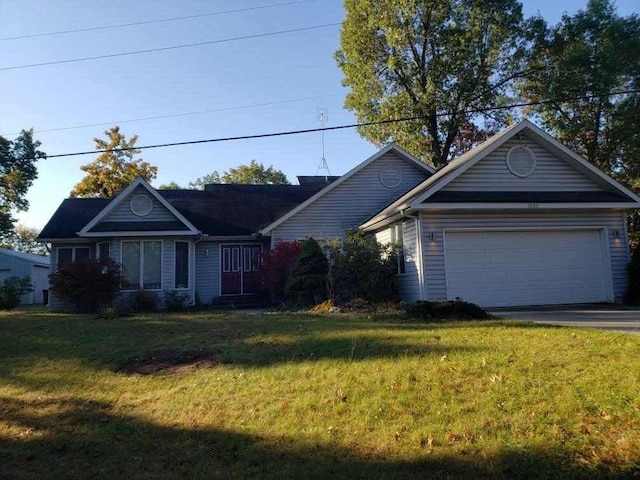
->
left=116, top=349, right=225, bottom=375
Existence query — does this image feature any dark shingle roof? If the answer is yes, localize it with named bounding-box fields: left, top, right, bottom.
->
left=39, top=181, right=336, bottom=240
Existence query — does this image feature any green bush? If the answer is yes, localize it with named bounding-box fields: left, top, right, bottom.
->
left=49, top=260, right=121, bottom=312
left=328, top=231, right=397, bottom=304
left=284, top=238, right=328, bottom=306
left=404, top=299, right=491, bottom=322
left=0, top=276, right=33, bottom=310
left=624, top=245, right=640, bottom=304
left=164, top=290, right=191, bottom=312
left=126, top=289, right=158, bottom=313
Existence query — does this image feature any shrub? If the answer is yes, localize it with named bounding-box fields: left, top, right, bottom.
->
left=164, top=290, right=191, bottom=312
left=126, top=289, right=158, bottom=313
left=284, top=238, right=328, bottom=306
left=404, top=299, right=491, bottom=322
left=624, top=245, right=640, bottom=304
left=260, top=240, right=303, bottom=304
left=328, top=231, right=397, bottom=304
left=0, top=276, right=33, bottom=310
left=49, top=260, right=121, bottom=312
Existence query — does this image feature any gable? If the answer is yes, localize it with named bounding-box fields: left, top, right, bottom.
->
left=441, top=136, right=608, bottom=193
left=100, top=185, right=181, bottom=224
left=269, top=149, right=432, bottom=240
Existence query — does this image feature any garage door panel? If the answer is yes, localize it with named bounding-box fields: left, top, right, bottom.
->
left=445, top=230, right=610, bottom=307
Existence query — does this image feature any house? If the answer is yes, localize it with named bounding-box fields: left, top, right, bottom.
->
left=0, top=248, right=50, bottom=304
left=39, top=120, right=640, bottom=309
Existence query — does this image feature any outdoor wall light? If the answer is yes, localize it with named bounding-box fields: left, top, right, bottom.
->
left=612, top=229, right=620, bottom=239
left=427, top=232, right=436, bottom=242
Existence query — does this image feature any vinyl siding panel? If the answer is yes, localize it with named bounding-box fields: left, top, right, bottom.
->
left=195, top=241, right=221, bottom=304
left=272, top=152, right=430, bottom=242
left=104, top=185, right=180, bottom=222
left=443, top=138, right=607, bottom=192
left=420, top=211, right=630, bottom=303
left=397, top=219, right=421, bottom=301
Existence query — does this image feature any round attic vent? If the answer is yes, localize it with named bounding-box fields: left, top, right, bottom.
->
left=130, top=195, right=153, bottom=217
left=380, top=165, right=403, bottom=188
left=506, top=145, right=536, bottom=177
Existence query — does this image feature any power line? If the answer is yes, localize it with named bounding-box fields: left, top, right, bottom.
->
left=0, top=22, right=341, bottom=71
left=2, top=93, right=342, bottom=136
left=40, top=89, right=640, bottom=160
left=0, top=0, right=318, bottom=42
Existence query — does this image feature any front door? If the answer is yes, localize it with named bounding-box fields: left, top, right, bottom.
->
left=221, top=244, right=262, bottom=295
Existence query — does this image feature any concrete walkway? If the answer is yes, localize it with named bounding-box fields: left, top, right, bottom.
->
left=490, top=307, right=640, bottom=334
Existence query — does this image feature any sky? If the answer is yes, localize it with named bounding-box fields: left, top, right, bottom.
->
left=1, top=0, right=638, bottom=230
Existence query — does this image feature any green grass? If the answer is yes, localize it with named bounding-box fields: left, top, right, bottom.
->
left=1, top=308, right=639, bottom=479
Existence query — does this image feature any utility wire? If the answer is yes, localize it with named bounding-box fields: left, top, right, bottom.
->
left=2, top=93, right=342, bottom=136
left=0, top=0, right=318, bottom=42
left=38, top=89, right=640, bottom=160
left=0, top=22, right=341, bottom=71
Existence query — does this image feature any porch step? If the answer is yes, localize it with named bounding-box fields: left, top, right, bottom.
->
left=210, top=294, right=270, bottom=310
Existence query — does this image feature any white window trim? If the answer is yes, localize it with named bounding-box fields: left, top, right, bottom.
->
left=57, top=246, right=91, bottom=266
left=174, top=240, right=191, bottom=290
left=120, top=239, right=163, bottom=291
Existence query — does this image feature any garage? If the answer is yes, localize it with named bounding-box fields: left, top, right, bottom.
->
left=444, top=230, right=612, bottom=307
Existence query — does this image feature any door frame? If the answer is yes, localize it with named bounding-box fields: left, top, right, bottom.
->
left=218, top=243, right=263, bottom=296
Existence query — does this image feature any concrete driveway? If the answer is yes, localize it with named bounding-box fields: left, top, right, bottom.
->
left=489, top=306, right=640, bottom=334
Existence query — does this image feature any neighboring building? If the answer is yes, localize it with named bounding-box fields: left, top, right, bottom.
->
left=39, top=121, right=640, bottom=309
left=0, top=248, right=50, bottom=304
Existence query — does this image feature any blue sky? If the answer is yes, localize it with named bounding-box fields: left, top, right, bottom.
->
left=1, top=0, right=637, bottom=229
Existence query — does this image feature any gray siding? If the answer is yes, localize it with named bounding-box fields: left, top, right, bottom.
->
left=443, top=138, right=606, bottom=192
left=398, top=219, right=421, bottom=301
left=104, top=185, right=179, bottom=223
left=420, top=211, right=630, bottom=303
left=195, top=241, right=221, bottom=304
left=272, top=151, right=430, bottom=242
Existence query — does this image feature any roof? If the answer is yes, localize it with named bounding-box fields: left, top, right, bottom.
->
left=260, top=143, right=435, bottom=234
left=0, top=247, right=49, bottom=266
left=38, top=181, right=336, bottom=240
left=296, top=175, right=341, bottom=187
left=360, top=120, right=640, bottom=230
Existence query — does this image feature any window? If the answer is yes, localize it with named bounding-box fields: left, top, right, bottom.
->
left=390, top=224, right=406, bottom=275
left=122, top=240, right=162, bottom=290
left=175, top=241, right=189, bottom=289
left=223, top=248, right=231, bottom=272
left=97, top=242, right=111, bottom=262
left=57, top=246, right=90, bottom=266
left=231, top=247, right=240, bottom=272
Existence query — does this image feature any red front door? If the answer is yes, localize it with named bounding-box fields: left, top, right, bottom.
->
left=221, top=244, right=262, bottom=295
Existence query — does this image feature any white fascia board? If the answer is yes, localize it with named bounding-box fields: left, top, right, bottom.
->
left=260, top=143, right=433, bottom=235
left=38, top=238, right=92, bottom=244
left=80, top=230, right=200, bottom=238
left=414, top=202, right=640, bottom=210
left=78, top=178, right=199, bottom=236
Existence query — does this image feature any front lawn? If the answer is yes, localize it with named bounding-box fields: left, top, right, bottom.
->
left=1, top=308, right=639, bottom=479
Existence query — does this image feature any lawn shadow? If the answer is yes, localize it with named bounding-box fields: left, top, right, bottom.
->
left=1, top=395, right=632, bottom=480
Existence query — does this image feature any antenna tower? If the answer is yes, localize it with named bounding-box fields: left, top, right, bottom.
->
left=315, top=107, right=332, bottom=177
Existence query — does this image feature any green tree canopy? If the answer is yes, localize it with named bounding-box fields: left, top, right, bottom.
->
left=0, top=130, right=45, bottom=236
left=157, top=181, right=182, bottom=190
left=0, top=224, right=48, bottom=256
left=520, top=0, right=640, bottom=243
left=336, top=0, right=537, bottom=167
left=189, top=160, right=289, bottom=189
left=70, top=126, right=157, bottom=198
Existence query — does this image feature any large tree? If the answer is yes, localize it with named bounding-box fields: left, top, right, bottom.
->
left=336, top=0, right=537, bottom=167
left=520, top=0, right=640, bottom=243
left=189, top=160, right=289, bottom=189
left=0, top=130, right=45, bottom=236
left=70, top=126, right=157, bottom=198
left=0, top=224, right=48, bottom=256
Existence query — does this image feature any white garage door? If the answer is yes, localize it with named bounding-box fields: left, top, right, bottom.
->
left=445, top=230, right=611, bottom=307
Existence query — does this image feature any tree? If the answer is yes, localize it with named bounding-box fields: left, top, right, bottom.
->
left=0, top=224, right=49, bottom=256
left=0, top=130, right=45, bottom=236
left=520, top=0, right=640, bottom=243
left=335, top=0, right=537, bottom=167
left=70, top=126, right=157, bottom=198
left=189, top=160, right=289, bottom=189
left=284, top=238, right=328, bottom=306
left=158, top=181, right=182, bottom=190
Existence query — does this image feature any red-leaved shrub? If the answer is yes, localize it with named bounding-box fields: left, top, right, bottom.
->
left=259, top=240, right=302, bottom=304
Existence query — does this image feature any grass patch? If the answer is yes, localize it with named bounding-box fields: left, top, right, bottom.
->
left=1, top=307, right=639, bottom=479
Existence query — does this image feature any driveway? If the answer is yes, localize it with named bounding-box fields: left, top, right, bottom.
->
left=489, top=306, right=640, bottom=335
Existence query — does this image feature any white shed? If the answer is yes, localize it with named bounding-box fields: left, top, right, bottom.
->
left=0, top=248, right=50, bottom=305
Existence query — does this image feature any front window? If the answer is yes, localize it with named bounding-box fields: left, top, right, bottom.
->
left=175, top=241, right=189, bottom=289
left=57, top=246, right=90, bottom=266
left=122, top=240, right=162, bottom=290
